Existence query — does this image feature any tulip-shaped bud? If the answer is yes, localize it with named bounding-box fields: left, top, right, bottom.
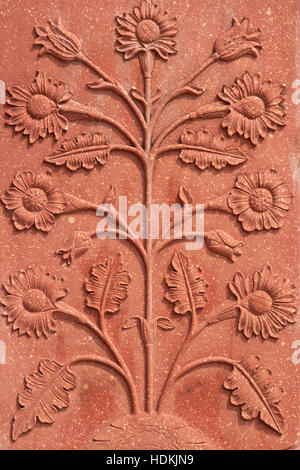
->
left=205, top=230, right=243, bottom=262
left=56, top=231, right=93, bottom=265
left=214, top=17, right=261, bottom=61
left=34, top=19, right=82, bottom=61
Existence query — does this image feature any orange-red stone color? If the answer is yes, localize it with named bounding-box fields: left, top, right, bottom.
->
left=0, top=0, right=299, bottom=450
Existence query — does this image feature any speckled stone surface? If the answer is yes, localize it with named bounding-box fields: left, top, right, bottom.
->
left=0, top=0, right=299, bottom=450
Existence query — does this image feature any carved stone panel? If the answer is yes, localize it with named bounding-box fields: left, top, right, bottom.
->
left=0, top=0, right=299, bottom=450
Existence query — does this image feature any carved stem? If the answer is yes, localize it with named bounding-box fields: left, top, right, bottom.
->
left=78, top=51, right=147, bottom=130
left=55, top=300, right=139, bottom=413
left=110, top=144, right=147, bottom=168
left=203, top=192, right=232, bottom=213
left=150, top=54, right=217, bottom=135
left=58, top=100, right=144, bottom=152
left=157, top=301, right=239, bottom=412
left=144, top=159, right=155, bottom=413
left=69, top=355, right=138, bottom=413
left=175, top=356, right=238, bottom=382
left=96, top=227, right=147, bottom=264
left=151, top=103, right=229, bottom=154
left=137, top=49, right=156, bottom=414
left=69, top=355, right=127, bottom=379
left=63, top=193, right=98, bottom=213
left=156, top=313, right=202, bottom=413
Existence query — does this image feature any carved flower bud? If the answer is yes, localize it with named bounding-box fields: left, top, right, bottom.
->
left=214, top=17, right=261, bottom=61
left=205, top=230, right=243, bottom=262
left=56, top=231, right=93, bottom=265
left=34, top=19, right=82, bottom=61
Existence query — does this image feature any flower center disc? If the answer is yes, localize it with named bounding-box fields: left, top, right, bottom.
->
left=248, top=290, right=273, bottom=316
left=249, top=188, right=273, bottom=212
left=27, top=94, right=55, bottom=119
left=136, top=19, right=160, bottom=43
left=22, top=188, right=48, bottom=212
left=240, top=96, right=265, bottom=119
left=23, top=288, right=49, bottom=312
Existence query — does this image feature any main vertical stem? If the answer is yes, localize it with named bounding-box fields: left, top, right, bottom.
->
left=143, top=50, right=154, bottom=413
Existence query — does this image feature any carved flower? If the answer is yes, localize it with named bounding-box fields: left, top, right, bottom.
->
left=228, top=169, right=293, bottom=231
left=6, top=70, right=72, bottom=143
left=1, top=170, right=67, bottom=232
left=34, top=19, right=82, bottom=61
left=205, top=230, right=243, bottom=262
left=214, top=17, right=261, bottom=61
left=1, top=267, right=67, bottom=337
left=218, top=72, right=285, bottom=145
left=115, top=0, right=177, bottom=60
left=228, top=266, right=297, bottom=339
left=56, top=231, right=93, bottom=266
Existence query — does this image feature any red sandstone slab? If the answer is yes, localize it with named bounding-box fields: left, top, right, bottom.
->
left=0, top=0, right=299, bottom=450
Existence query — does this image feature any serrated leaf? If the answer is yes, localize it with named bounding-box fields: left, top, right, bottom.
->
left=223, top=355, right=284, bottom=434
left=179, top=128, right=248, bottom=170
left=45, top=133, right=110, bottom=171
left=165, top=251, right=208, bottom=315
left=157, top=317, right=175, bottom=330
left=85, top=254, right=131, bottom=315
left=178, top=185, right=193, bottom=205
left=13, top=359, right=76, bottom=440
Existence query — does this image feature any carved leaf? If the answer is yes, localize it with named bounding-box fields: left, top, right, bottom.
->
left=157, top=317, right=175, bottom=330
left=223, top=356, right=284, bottom=434
left=13, top=360, right=76, bottom=440
left=87, top=78, right=118, bottom=89
left=45, top=133, right=110, bottom=170
left=122, top=316, right=153, bottom=344
left=122, top=317, right=140, bottom=330
left=179, top=85, right=205, bottom=96
left=85, top=254, right=131, bottom=315
left=150, top=88, right=162, bottom=104
left=178, top=185, right=193, bottom=205
left=179, top=129, right=248, bottom=170
left=165, top=251, right=208, bottom=315
left=103, top=184, right=116, bottom=205
left=130, top=87, right=146, bottom=105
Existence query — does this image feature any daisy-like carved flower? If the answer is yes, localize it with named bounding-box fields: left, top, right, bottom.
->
left=1, top=170, right=67, bottom=232
left=228, top=266, right=297, bottom=339
left=218, top=71, right=285, bottom=145
left=1, top=267, right=67, bottom=337
left=6, top=70, right=72, bottom=143
left=115, top=0, right=177, bottom=61
left=228, top=169, right=293, bottom=231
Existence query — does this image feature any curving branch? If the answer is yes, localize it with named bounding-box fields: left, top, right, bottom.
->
left=175, top=356, right=237, bottom=382
left=55, top=300, right=139, bottom=413
left=58, top=99, right=145, bottom=154
left=151, top=102, right=228, bottom=154
left=96, top=227, right=147, bottom=265
left=149, top=55, right=218, bottom=135
left=69, top=355, right=136, bottom=412
left=69, top=354, right=128, bottom=380
left=78, top=51, right=147, bottom=131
